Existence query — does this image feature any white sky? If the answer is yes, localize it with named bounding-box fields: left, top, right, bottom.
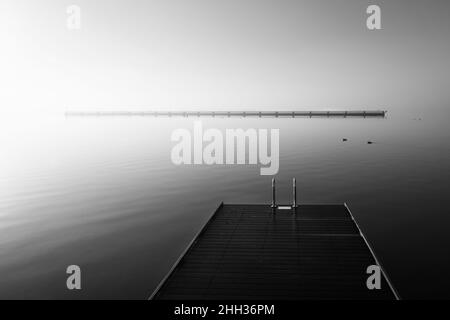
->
left=1, top=0, right=449, bottom=115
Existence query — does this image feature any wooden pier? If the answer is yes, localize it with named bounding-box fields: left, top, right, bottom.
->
left=150, top=203, right=399, bottom=300
left=66, top=110, right=386, bottom=118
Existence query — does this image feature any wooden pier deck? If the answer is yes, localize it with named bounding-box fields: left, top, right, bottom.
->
left=151, top=203, right=399, bottom=300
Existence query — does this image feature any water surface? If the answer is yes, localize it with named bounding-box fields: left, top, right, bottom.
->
left=1, top=108, right=449, bottom=299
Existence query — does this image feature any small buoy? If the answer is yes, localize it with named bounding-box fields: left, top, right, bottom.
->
left=342, top=138, right=348, bottom=142
left=367, top=141, right=373, bottom=144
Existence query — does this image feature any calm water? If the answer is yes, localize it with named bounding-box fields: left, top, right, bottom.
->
left=1, top=108, right=449, bottom=299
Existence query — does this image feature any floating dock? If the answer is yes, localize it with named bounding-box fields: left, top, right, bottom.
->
left=150, top=203, right=399, bottom=300
left=66, top=110, right=386, bottom=118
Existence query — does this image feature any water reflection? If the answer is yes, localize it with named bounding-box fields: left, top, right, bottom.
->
left=0, top=110, right=449, bottom=299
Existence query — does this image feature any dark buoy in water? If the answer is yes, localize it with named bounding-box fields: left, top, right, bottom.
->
left=342, top=138, right=348, bottom=142
left=367, top=141, right=373, bottom=144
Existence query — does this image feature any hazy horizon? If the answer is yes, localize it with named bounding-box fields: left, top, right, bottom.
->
left=1, top=0, right=450, bottom=115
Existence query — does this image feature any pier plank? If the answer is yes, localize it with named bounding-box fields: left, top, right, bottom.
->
left=151, top=204, right=398, bottom=300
